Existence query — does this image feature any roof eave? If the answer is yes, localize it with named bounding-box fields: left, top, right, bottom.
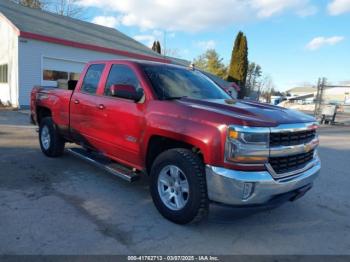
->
left=19, top=31, right=171, bottom=64
left=0, top=11, right=20, bottom=35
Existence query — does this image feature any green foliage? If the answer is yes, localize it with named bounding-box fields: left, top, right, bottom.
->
left=227, top=31, right=248, bottom=98
left=193, top=49, right=227, bottom=78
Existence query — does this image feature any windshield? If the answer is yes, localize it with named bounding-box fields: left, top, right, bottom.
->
left=141, top=64, right=230, bottom=100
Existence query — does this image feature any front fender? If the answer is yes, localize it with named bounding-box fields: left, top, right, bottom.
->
left=143, top=113, right=227, bottom=165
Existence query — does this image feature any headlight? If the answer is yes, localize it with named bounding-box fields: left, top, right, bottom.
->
left=226, top=126, right=269, bottom=165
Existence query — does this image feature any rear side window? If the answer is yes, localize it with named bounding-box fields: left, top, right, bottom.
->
left=81, top=64, right=105, bottom=94
left=104, top=64, right=141, bottom=96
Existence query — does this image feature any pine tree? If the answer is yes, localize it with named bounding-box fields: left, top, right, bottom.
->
left=151, top=41, right=161, bottom=54
left=156, top=41, right=161, bottom=54
left=152, top=41, right=157, bottom=52
left=227, top=31, right=248, bottom=99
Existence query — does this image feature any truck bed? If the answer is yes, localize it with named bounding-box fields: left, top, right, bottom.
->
left=31, top=86, right=73, bottom=128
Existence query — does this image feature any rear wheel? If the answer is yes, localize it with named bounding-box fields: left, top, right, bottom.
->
left=39, top=117, right=65, bottom=157
left=150, top=148, right=209, bottom=224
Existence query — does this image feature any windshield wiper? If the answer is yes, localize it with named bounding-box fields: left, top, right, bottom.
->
left=162, top=96, right=187, bottom=100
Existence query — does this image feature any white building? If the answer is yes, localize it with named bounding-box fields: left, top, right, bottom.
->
left=0, top=0, right=187, bottom=108
left=286, top=86, right=350, bottom=105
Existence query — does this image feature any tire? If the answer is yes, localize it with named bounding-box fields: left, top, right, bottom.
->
left=150, top=148, right=209, bottom=224
left=39, top=117, right=65, bottom=157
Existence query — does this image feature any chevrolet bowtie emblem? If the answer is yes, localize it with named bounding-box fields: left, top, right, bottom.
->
left=305, top=144, right=312, bottom=153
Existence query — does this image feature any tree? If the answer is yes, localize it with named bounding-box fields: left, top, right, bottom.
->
left=152, top=41, right=157, bottom=52
left=227, top=31, right=248, bottom=99
left=246, top=62, right=262, bottom=97
left=156, top=41, right=161, bottom=54
left=193, top=49, right=227, bottom=78
left=152, top=41, right=162, bottom=54
left=162, top=48, right=180, bottom=57
left=44, top=0, right=84, bottom=18
left=12, top=0, right=42, bottom=9
left=13, top=0, right=85, bottom=18
left=259, top=75, right=275, bottom=103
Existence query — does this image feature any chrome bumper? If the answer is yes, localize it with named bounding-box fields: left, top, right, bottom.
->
left=205, top=157, right=321, bottom=206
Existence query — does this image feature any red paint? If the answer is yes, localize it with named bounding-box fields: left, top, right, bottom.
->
left=19, top=31, right=171, bottom=63
left=30, top=60, right=316, bottom=172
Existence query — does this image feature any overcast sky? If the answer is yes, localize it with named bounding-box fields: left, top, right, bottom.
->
left=78, top=0, right=350, bottom=91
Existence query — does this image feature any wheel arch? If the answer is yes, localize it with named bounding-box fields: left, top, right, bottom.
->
left=145, top=135, right=205, bottom=174
left=36, top=106, right=52, bottom=125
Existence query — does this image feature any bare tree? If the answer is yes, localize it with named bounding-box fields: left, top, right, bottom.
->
left=12, top=0, right=85, bottom=19
left=259, top=75, right=275, bottom=103
left=11, top=0, right=42, bottom=9
left=44, top=0, right=85, bottom=18
left=162, top=48, right=182, bottom=58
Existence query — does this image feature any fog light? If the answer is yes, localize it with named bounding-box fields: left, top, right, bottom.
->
left=242, top=182, right=254, bottom=200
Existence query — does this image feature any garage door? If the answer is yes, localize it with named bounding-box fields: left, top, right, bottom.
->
left=42, top=57, right=86, bottom=87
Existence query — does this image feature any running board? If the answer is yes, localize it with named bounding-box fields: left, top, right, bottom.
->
left=67, top=148, right=140, bottom=182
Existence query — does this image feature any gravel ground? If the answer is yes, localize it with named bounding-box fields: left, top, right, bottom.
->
left=0, top=109, right=350, bottom=255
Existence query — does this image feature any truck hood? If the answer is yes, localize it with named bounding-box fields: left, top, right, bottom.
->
left=177, top=98, right=315, bottom=126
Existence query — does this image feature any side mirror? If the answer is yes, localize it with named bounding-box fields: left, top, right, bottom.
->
left=110, top=84, right=144, bottom=102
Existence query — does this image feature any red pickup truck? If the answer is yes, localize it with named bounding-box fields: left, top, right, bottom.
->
left=31, top=60, right=321, bottom=224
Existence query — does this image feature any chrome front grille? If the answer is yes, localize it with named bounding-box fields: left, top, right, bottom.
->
left=269, top=129, right=316, bottom=147
left=269, top=149, right=314, bottom=175
left=267, top=122, right=319, bottom=178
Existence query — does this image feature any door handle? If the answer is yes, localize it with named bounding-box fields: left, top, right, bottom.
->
left=74, top=99, right=79, bottom=104
left=97, top=104, right=105, bottom=110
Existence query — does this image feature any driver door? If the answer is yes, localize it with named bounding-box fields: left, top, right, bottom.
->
left=93, top=63, right=146, bottom=169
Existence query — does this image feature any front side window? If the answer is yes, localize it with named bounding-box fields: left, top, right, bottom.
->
left=141, top=64, right=230, bottom=100
left=104, top=64, right=141, bottom=96
left=0, top=64, right=8, bottom=83
left=81, top=64, right=105, bottom=94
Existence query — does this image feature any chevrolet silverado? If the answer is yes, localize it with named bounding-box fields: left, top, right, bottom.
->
left=30, top=60, right=321, bottom=224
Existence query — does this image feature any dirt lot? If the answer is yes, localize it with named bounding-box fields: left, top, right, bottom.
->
left=1, top=109, right=350, bottom=255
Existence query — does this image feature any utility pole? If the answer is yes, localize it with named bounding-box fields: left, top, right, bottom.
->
left=314, top=77, right=326, bottom=118
left=314, top=78, right=321, bottom=117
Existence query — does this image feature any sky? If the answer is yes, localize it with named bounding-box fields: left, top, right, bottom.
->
left=76, top=0, right=350, bottom=91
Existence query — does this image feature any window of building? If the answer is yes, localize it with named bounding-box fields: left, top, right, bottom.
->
left=43, top=70, right=81, bottom=88
left=81, top=64, right=105, bottom=94
left=104, top=64, right=141, bottom=96
left=69, top=72, right=80, bottom=81
left=0, top=64, right=8, bottom=83
left=43, top=70, right=68, bottom=81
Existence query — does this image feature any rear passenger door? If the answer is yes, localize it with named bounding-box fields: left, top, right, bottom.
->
left=70, top=64, right=105, bottom=149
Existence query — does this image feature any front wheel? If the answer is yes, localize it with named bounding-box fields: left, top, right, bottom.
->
left=150, top=148, right=209, bottom=224
left=39, top=117, right=65, bottom=157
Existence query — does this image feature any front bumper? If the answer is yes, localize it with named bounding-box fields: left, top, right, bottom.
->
left=205, top=157, right=321, bottom=206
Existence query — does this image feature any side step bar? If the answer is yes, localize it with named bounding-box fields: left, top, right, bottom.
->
left=67, top=148, right=140, bottom=182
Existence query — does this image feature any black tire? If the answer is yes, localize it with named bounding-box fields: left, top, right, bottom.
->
left=39, top=117, right=65, bottom=157
left=150, top=148, right=209, bottom=224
